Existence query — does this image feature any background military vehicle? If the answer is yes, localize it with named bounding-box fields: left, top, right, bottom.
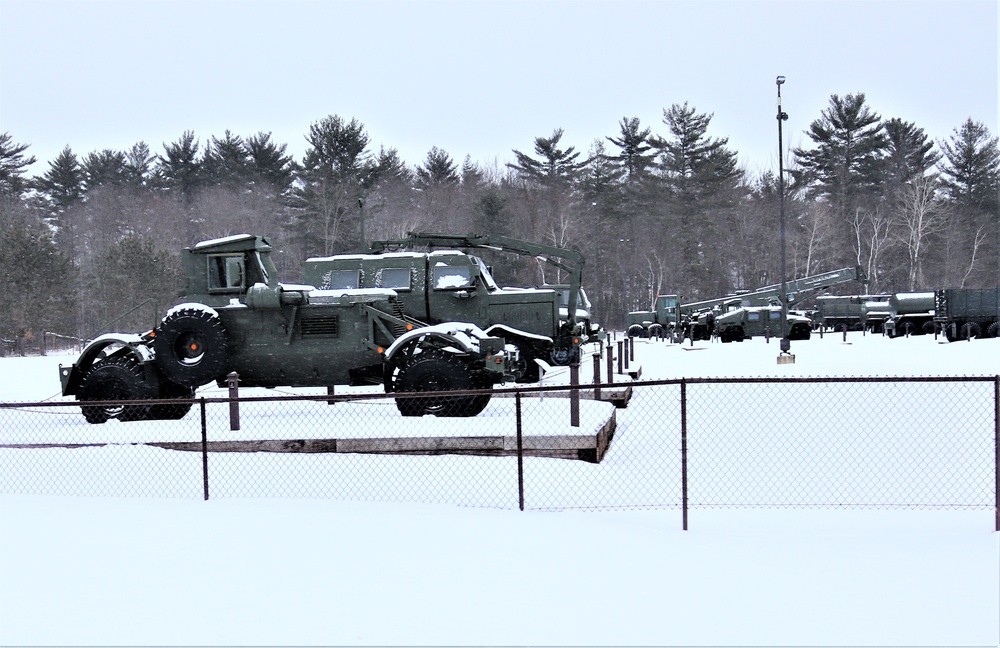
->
left=933, top=287, right=1000, bottom=340
left=304, top=232, right=603, bottom=383
left=628, top=266, right=868, bottom=341
left=713, top=305, right=813, bottom=342
left=59, top=234, right=515, bottom=423
left=814, top=294, right=891, bottom=332
left=884, top=292, right=937, bottom=337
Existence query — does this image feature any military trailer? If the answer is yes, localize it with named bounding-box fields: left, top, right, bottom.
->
left=933, top=287, right=1000, bottom=340
left=304, top=233, right=602, bottom=383
left=884, top=292, right=937, bottom=337
left=59, top=234, right=516, bottom=423
left=713, top=306, right=813, bottom=343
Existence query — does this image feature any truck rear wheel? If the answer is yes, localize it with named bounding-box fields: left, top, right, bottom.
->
left=626, top=324, right=645, bottom=338
left=986, top=322, right=999, bottom=338
left=153, top=308, right=228, bottom=387
left=394, top=350, right=491, bottom=417
left=78, top=356, right=156, bottom=424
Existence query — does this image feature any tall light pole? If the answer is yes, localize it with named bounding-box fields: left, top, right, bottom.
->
left=776, top=75, right=793, bottom=363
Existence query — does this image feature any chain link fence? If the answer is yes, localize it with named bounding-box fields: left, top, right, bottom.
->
left=1, top=374, right=997, bottom=528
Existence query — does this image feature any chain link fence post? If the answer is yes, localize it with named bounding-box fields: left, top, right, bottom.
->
left=516, top=391, right=524, bottom=511
left=227, top=371, right=240, bottom=431
left=200, top=397, right=209, bottom=501
left=681, top=379, right=688, bottom=530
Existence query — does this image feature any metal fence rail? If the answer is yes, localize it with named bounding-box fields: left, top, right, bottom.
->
left=1, top=375, right=997, bottom=529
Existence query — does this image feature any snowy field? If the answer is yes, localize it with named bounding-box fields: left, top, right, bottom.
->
left=1, top=331, right=998, bottom=646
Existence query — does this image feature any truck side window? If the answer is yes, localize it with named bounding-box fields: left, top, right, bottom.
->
left=381, top=268, right=411, bottom=290
left=432, top=265, right=473, bottom=290
left=208, top=254, right=244, bottom=292
left=323, top=269, right=360, bottom=290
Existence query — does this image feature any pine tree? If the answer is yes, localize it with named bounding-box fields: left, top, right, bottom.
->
left=790, top=93, right=887, bottom=219
left=0, top=133, right=37, bottom=200
left=416, top=147, right=460, bottom=187
left=155, top=131, right=202, bottom=198
left=246, top=132, right=296, bottom=196
left=651, top=102, right=742, bottom=294
left=606, top=116, right=655, bottom=182
left=289, top=115, right=375, bottom=258
left=938, top=119, right=1000, bottom=285
left=82, top=149, right=128, bottom=189
left=202, top=130, right=250, bottom=189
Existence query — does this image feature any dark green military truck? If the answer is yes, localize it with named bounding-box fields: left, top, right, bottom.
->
left=59, top=234, right=515, bottom=422
left=303, top=232, right=603, bottom=382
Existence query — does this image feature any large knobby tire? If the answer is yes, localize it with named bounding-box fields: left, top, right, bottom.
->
left=789, top=323, right=812, bottom=341
left=147, top=381, right=195, bottom=420
left=986, top=321, right=999, bottom=339
left=78, top=356, right=157, bottom=424
left=153, top=308, right=228, bottom=387
left=394, top=350, right=490, bottom=417
left=626, top=324, right=645, bottom=339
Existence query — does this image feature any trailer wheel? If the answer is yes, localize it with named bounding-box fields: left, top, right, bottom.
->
left=78, top=356, right=156, bottom=424
left=960, top=322, right=982, bottom=340
left=153, top=308, right=228, bottom=387
left=394, top=350, right=490, bottom=417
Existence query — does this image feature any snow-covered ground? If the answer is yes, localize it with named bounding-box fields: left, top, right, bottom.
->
left=1, top=331, right=998, bottom=646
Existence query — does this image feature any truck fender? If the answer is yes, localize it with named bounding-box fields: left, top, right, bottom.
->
left=383, top=322, right=493, bottom=361
left=483, top=324, right=553, bottom=345
left=58, top=333, right=153, bottom=396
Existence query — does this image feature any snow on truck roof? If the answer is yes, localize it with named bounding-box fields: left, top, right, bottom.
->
left=193, top=234, right=259, bottom=249
left=306, top=250, right=467, bottom=262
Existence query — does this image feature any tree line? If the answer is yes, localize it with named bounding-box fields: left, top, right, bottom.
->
left=0, top=93, right=997, bottom=353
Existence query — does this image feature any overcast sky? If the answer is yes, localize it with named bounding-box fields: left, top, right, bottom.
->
left=1, top=0, right=997, bottom=179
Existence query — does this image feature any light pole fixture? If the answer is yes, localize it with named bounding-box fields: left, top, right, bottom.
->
left=776, top=75, right=794, bottom=363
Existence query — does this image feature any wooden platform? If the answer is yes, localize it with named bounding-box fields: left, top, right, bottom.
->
left=149, top=409, right=617, bottom=463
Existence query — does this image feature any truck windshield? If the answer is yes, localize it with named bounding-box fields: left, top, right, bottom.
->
left=473, top=257, right=499, bottom=291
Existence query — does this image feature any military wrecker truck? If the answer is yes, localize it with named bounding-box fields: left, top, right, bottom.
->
left=59, top=234, right=516, bottom=423
left=303, top=232, right=603, bottom=383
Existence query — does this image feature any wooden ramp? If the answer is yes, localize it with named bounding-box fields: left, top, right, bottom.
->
left=149, top=409, right=616, bottom=463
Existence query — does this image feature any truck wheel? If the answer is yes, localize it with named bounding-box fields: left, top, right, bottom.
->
left=510, top=341, right=541, bottom=383
left=986, top=322, right=999, bottom=338
left=394, top=350, right=489, bottom=417
left=78, top=356, right=156, bottom=424
left=153, top=308, right=228, bottom=387
left=648, top=324, right=664, bottom=340
left=549, top=343, right=579, bottom=366
left=626, top=324, right=645, bottom=338
left=147, top=381, right=195, bottom=420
